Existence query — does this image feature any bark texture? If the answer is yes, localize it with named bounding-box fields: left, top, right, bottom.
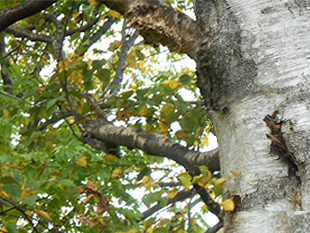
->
left=86, top=122, right=220, bottom=172
left=192, top=0, right=310, bottom=231
left=0, top=0, right=58, bottom=31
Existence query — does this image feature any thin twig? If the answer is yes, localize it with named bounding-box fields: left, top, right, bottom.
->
left=0, top=196, right=39, bottom=233
left=0, top=89, right=32, bottom=104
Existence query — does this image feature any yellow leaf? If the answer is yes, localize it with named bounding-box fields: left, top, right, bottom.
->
left=76, top=156, right=87, bottom=167
left=177, top=173, right=192, bottom=191
left=73, top=12, right=81, bottom=19
left=71, top=70, right=84, bottom=84
left=35, top=209, right=53, bottom=222
left=29, top=189, right=39, bottom=195
left=0, top=190, right=12, bottom=199
left=88, top=0, right=97, bottom=6
left=220, top=199, right=235, bottom=211
left=205, top=122, right=212, bottom=132
left=126, top=52, right=137, bottom=68
left=176, top=130, right=188, bottom=139
left=176, top=6, right=183, bottom=12
left=163, top=80, right=170, bottom=85
left=191, top=174, right=203, bottom=184
left=109, top=9, right=122, bottom=18
left=169, top=80, right=180, bottom=89
left=4, top=162, right=22, bottom=169
left=198, top=177, right=209, bottom=188
left=21, top=190, right=28, bottom=199
left=124, top=165, right=135, bottom=173
left=230, top=170, right=241, bottom=177
left=45, top=140, right=53, bottom=149
left=167, top=191, right=178, bottom=199
left=4, top=109, right=10, bottom=117
left=104, top=154, right=119, bottom=161
left=201, top=136, right=209, bottom=148
left=139, top=105, right=148, bottom=116
left=0, top=227, right=8, bottom=233
left=195, top=127, right=203, bottom=139
left=144, top=180, right=156, bottom=191
left=67, top=116, right=75, bottom=124
left=58, top=59, right=70, bottom=72
left=215, top=178, right=227, bottom=189
left=111, top=168, right=122, bottom=178
left=110, top=40, right=122, bottom=50
left=141, top=176, right=150, bottom=184
left=159, top=121, right=169, bottom=134
left=146, top=228, right=154, bottom=233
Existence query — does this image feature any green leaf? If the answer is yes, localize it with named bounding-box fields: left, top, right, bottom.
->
left=142, top=191, right=163, bottom=208
left=179, top=74, right=192, bottom=84
left=137, top=167, right=151, bottom=181
left=22, top=194, right=37, bottom=206
left=97, top=68, right=111, bottom=84
left=159, top=196, right=168, bottom=207
left=136, top=89, right=148, bottom=98
left=3, top=184, right=22, bottom=198
left=122, top=90, right=134, bottom=100
left=46, top=98, right=58, bottom=110
left=0, top=176, right=20, bottom=185
left=177, top=173, right=192, bottom=190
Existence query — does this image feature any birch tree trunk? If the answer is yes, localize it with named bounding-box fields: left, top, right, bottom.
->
left=192, top=0, right=310, bottom=231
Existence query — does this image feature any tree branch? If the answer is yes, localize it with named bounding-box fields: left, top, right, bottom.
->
left=76, top=16, right=115, bottom=56
left=205, top=221, right=223, bottom=233
left=65, top=17, right=100, bottom=36
left=106, top=22, right=139, bottom=97
left=193, top=184, right=222, bottom=218
left=0, top=0, right=58, bottom=32
left=140, top=190, right=194, bottom=221
left=87, top=122, right=219, bottom=171
left=98, top=0, right=209, bottom=60
left=5, top=25, right=53, bottom=43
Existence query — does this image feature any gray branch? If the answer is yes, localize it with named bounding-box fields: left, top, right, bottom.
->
left=140, top=190, right=194, bottom=221
left=0, top=0, right=58, bottom=32
left=87, top=121, right=219, bottom=171
left=107, top=21, right=139, bottom=97
left=76, top=17, right=116, bottom=56
left=5, top=24, right=53, bottom=43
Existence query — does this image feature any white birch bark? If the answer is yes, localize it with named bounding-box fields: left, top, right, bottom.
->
left=193, top=0, right=310, bottom=231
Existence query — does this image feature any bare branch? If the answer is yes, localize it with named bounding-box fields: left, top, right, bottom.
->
left=45, top=13, right=65, bottom=62
left=65, top=17, right=100, bottom=36
left=140, top=190, right=194, bottom=221
left=5, top=25, right=53, bottom=43
left=0, top=0, right=58, bottom=32
left=107, top=21, right=139, bottom=97
left=76, top=16, right=115, bottom=56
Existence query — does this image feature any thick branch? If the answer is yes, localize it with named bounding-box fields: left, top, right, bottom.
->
left=87, top=122, right=219, bottom=171
left=0, top=0, right=58, bottom=32
left=98, top=0, right=209, bottom=60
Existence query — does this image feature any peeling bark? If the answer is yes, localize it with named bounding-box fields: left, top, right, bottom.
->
left=99, top=0, right=207, bottom=60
